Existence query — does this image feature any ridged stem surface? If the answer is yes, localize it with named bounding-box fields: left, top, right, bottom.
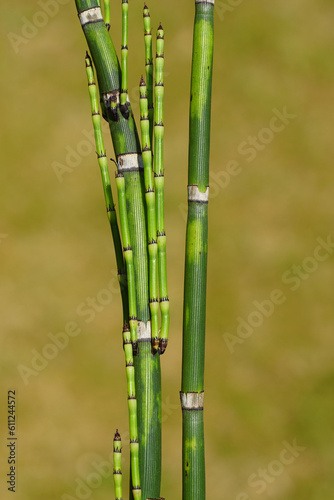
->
left=154, top=25, right=169, bottom=354
left=113, top=430, right=123, bottom=500
left=181, top=1, right=214, bottom=500
left=143, top=4, right=154, bottom=146
left=140, top=78, right=159, bottom=352
left=74, top=3, right=162, bottom=498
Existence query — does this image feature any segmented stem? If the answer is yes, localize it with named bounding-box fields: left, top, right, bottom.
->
left=85, top=52, right=128, bottom=322
left=120, top=0, right=129, bottom=114
left=113, top=430, right=123, bottom=500
left=122, top=325, right=141, bottom=500
left=103, top=0, right=110, bottom=30
left=181, top=1, right=214, bottom=499
left=154, top=25, right=169, bottom=354
left=139, top=77, right=159, bottom=352
left=143, top=4, right=154, bottom=146
left=115, top=173, right=138, bottom=348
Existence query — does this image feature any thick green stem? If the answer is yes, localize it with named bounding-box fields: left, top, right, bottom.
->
left=181, top=1, right=214, bottom=500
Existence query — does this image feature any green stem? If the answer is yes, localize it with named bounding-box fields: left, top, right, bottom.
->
left=120, top=0, right=129, bottom=114
left=122, top=325, right=141, bottom=500
left=113, top=430, right=123, bottom=500
left=85, top=52, right=128, bottom=324
left=143, top=4, right=154, bottom=146
left=103, top=0, right=111, bottom=30
left=139, top=77, right=159, bottom=353
left=181, top=1, right=214, bottom=499
left=74, top=2, right=162, bottom=498
left=154, top=25, right=169, bottom=354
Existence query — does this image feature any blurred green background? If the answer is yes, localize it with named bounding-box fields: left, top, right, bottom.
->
left=1, top=0, right=334, bottom=498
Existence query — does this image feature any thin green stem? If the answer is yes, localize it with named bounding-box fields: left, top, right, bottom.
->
left=113, top=430, right=123, bottom=500
left=181, top=1, right=214, bottom=499
left=75, top=3, right=162, bottom=497
left=122, top=325, right=141, bottom=500
left=120, top=0, right=129, bottom=114
left=139, top=77, right=159, bottom=353
left=85, top=52, right=128, bottom=323
left=154, top=25, right=169, bottom=354
left=143, top=4, right=154, bottom=146
left=103, top=0, right=111, bottom=30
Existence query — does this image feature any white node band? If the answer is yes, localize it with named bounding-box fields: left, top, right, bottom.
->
left=79, top=7, right=104, bottom=26
left=188, top=185, right=209, bottom=203
left=180, top=391, right=204, bottom=410
left=117, top=153, right=144, bottom=173
left=137, top=321, right=151, bottom=341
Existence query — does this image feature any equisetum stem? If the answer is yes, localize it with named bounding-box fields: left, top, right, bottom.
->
left=75, top=3, right=162, bottom=497
left=115, top=173, right=138, bottom=350
left=143, top=4, right=154, bottom=147
left=154, top=25, right=169, bottom=354
left=103, top=0, right=111, bottom=30
left=120, top=0, right=129, bottom=116
left=181, top=1, right=214, bottom=499
left=113, top=430, right=123, bottom=500
left=122, top=325, right=141, bottom=500
left=139, top=77, right=159, bottom=353
left=85, top=52, right=129, bottom=323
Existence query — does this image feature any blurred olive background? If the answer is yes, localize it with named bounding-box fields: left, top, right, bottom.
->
left=1, top=0, right=334, bottom=499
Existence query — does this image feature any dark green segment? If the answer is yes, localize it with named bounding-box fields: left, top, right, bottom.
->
left=182, top=202, right=208, bottom=393
left=182, top=409, right=205, bottom=500
left=188, top=2, right=214, bottom=191
left=134, top=341, right=161, bottom=500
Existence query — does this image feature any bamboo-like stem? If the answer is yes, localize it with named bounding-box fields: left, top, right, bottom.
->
left=85, top=52, right=128, bottom=324
left=121, top=324, right=141, bottom=500
left=154, top=25, right=169, bottom=354
left=115, top=173, right=138, bottom=347
left=120, top=0, right=129, bottom=116
left=143, top=4, right=154, bottom=147
left=113, top=430, right=123, bottom=500
left=103, top=0, right=111, bottom=30
left=75, top=3, right=162, bottom=497
left=139, top=77, right=159, bottom=353
left=181, top=1, right=214, bottom=499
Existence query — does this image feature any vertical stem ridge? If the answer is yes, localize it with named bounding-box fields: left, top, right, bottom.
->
left=154, top=25, right=169, bottom=354
left=139, top=77, right=159, bottom=353
left=181, top=1, right=214, bottom=499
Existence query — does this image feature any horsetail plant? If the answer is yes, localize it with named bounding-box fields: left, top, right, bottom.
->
left=113, top=430, right=123, bottom=500
left=75, top=1, right=163, bottom=498
left=74, top=0, right=214, bottom=499
left=181, top=1, right=214, bottom=499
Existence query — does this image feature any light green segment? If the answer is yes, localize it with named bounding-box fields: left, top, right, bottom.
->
left=121, top=0, right=129, bottom=106
left=103, top=0, right=110, bottom=29
left=113, top=431, right=123, bottom=500
left=143, top=4, right=153, bottom=146
left=153, top=26, right=169, bottom=353
left=190, top=19, right=214, bottom=122
left=139, top=80, right=159, bottom=350
left=115, top=174, right=137, bottom=345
